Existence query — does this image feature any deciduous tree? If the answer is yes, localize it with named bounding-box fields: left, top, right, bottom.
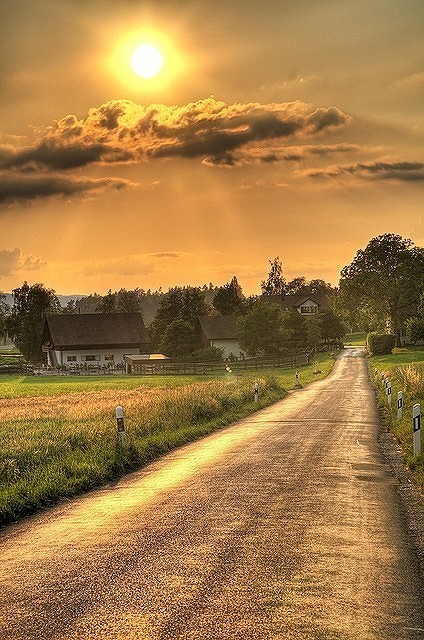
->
left=261, top=257, right=286, bottom=296
left=6, top=282, right=61, bottom=361
left=159, top=319, right=198, bottom=361
left=150, top=286, right=210, bottom=349
left=213, top=276, right=245, bottom=315
left=236, top=301, right=292, bottom=356
left=339, top=234, right=424, bottom=346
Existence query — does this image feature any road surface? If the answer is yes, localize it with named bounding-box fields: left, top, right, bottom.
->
left=0, top=349, right=423, bottom=639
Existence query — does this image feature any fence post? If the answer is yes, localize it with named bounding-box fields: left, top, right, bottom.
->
left=254, top=382, right=259, bottom=402
left=397, top=391, right=403, bottom=421
left=386, top=381, right=392, bottom=405
left=413, top=404, right=421, bottom=456
left=116, top=405, right=127, bottom=448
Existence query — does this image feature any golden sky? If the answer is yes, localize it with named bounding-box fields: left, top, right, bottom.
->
left=1, top=0, right=423, bottom=295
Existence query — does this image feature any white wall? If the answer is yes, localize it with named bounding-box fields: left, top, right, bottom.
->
left=210, top=339, right=243, bottom=359
left=49, top=347, right=140, bottom=367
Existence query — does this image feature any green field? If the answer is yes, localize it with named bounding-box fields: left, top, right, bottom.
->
left=0, top=352, right=337, bottom=526
left=370, top=346, right=424, bottom=490
left=344, top=332, right=366, bottom=346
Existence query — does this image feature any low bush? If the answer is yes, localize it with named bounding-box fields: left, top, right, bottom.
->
left=367, top=332, right=396, bottom=355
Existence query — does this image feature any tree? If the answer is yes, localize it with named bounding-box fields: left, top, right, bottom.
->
left=406, top=293, right=424, bottom=343
left=116, top=288, right=144, bottom=313
left=96, top=289, right=117, bottom=313
left=339, top=234, right=424, bottom=346
left=6, top=282, right=61, bottom=361
left=261, top=257, right=286, bottom=295
left=213, top=276, right=245, bottom=315
left=304, top=314, right=322, bottom=352
left=149, top=286, right=210, bottom=349
left=406, top=317, right=424, bottom=343
left=319, top=310, right=345, bottom=343
left=236, top=301, right=292, bottom=356
left=286, top=277, right=336, bottom=298
left=0, top=293, right=9, bottom=339
left=159, top=319, right=198, bottom=361
left=96, top=288, right=145, bottom=314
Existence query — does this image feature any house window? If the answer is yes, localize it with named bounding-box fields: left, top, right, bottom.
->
left=67, top=355, right=77, bottom=362
left=81, top=355, right=100, bottom=362
left=300, top=306, right=318, bottom=314
left=104, top=355, right=115, bottom=362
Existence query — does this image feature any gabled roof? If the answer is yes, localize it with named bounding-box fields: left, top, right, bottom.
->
left=261, top=293, right=331, bottom=311
left=43, top=313, right=150, bottom=349
left=198, top=315, right=238, bottom=340
left=283, top=293, right=331, bottom=310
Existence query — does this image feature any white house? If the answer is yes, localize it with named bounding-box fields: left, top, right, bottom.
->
left=198, top=315, right=243, bottom=359
left=261, top=293, right=331, bottom=315
left=42, top=313, right=150, bottom=368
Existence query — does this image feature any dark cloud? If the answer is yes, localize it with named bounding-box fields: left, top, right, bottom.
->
left=0, top=175, right=135, bottom=205
left=304, top=161, right=424, bottom=181
left=202, top=143, right=361, bottom=167
left=1, top=98, right=351, bottom=172
left=151, top=252, right=181, bottom=259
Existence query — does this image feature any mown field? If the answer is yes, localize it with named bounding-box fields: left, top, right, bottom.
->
left=370, top=346, right=424, bottom=490
left=0, top=352, right=337, bottom=526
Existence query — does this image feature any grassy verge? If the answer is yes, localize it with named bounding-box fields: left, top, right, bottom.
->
left=0, top=352, right=338, bottom=526
left=370, top=347, right=424, bottom=491
left=344, top=331, right=366, bottom=346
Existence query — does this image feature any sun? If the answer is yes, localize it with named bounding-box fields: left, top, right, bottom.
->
left=131, top=44, right=163, bottom=78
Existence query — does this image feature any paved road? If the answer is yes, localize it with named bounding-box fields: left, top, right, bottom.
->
left=1, top=349, right=423, bottom=640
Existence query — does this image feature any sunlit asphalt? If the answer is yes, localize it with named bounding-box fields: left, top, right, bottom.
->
left=1, top=348, right=423, bottom=639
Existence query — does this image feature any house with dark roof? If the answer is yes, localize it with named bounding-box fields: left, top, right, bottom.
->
left=261, top=293, right=331, bottom=315
left=42, top=313, right=150, bottom=368
left=197, top=315, right=242, bottom=359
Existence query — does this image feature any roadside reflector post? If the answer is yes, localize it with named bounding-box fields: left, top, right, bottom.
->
left=413, top=404, right=421, bottom=456
left=381, top=372, right=385, bottom=387
left=254, top=381, right=259, bottom=402
left=386, top=381, right=392, bottom=405
left=116, top=405, right=127, bottom=448
left=397, top=391, right=403, bottom=421
left=374, top=368, right=378, bottom=382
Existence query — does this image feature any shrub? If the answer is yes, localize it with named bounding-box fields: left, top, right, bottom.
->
left=367, top=332, right=396, bottom=355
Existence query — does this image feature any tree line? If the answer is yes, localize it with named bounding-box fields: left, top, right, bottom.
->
left=1, top=233, right=423, bottom=362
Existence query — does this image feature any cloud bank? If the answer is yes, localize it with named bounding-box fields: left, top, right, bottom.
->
left=303, top=161, right=424, bottom=182
left=2, top=97, right=350, bottom=172
left=0, top=248, right=45, bottom=276
left=0, top=175, right=135, bottom=205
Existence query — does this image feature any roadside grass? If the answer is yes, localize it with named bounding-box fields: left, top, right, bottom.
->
left=370, top=346, right=424, bottom=491
left=0, top=351, right=338, bottom=526
left=344, top=332, right=366, bottom=346
left=0, top=374, right=201, bottom=399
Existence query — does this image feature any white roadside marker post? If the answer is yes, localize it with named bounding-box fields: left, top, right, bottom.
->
left=397, top=391, right=403, bottom=421
left=254, top=381, right=259, bottom=403
left=374, top=368, right=378, bottom=382
left=413, top=404, right=421, bottom=457
left=116, top=405, right=127, bottom=448
left=381, top=372, right=385, bottom=388
left=386, top=381, right=392, bottom=405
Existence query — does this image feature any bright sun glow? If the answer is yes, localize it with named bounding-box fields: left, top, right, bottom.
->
left=131, top=44, right=163, bottom=78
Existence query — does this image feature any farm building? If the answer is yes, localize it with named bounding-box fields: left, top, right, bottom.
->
left=198, top=315, right=242, bottom=359
left=261, top=293, right=331, bottom=315
left=124, top=353, right=170, bottom=374
left=42, top=313, right=150, bottom=368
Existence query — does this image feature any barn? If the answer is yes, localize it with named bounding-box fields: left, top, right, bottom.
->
left=42, top=313, right=150, bottom=368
